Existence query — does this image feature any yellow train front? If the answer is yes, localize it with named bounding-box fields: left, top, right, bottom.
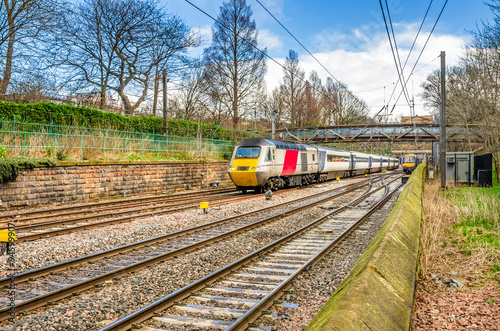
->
left=228, top=138, right=319, bottom=193
left=402, top=154, right=420, bottom=174
left=228, top=138, right=401, bottom=193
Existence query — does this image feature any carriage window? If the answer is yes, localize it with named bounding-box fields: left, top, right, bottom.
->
left=265, top=148, right=272, bottom=162
left=312, top=154, right=315, bottom=161
left=235, top=147, right=261, bottom=158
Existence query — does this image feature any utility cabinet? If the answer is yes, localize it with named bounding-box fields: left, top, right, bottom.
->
left=446, top=152, right=473, bottom=185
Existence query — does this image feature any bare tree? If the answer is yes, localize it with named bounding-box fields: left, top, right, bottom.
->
left=302, top=71, right=323, bottom=126
left=323, top=77, right=368, bottom=125
left=0, top=0, right=61, bottom=95
left=203, top=0, right=267, bottom=130
left=419, top=0, right=500, bottom=181
left=171, top=60, right=209, bottom=120
left=280, top=49, right=305, bottom=127
left=60, top=0, right=197, bottom=115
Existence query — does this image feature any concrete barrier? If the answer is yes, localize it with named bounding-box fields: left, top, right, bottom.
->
left=306, top=164, right=426, bottom=331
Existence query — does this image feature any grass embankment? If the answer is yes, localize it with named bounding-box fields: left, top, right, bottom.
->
left=414, top=168, right=499, bottom=329
left=0, top=100, right=254, bottom=163
left=420, top=168, right=500, bottom=286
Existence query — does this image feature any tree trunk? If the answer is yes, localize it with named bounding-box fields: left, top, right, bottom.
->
left=100, top=85, right=106, bottom=109
left=0, top=23, right=16, bottom=95
left=153, top=67, right=160, bottom=116
left=232, top=51, right=239, bottom=130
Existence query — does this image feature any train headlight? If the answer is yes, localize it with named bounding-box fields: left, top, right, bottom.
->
left=256, top=167, right=261, bottom=171
left=251, top=167, right=256, bottom=170
left=231, top=167, right=235, bottom=171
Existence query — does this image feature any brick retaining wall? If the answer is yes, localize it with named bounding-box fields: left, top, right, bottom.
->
left=0, top=160, right=232, bottom=208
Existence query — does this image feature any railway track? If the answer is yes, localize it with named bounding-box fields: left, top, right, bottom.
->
left=0, top=175, right=387, bottom=322
left=6, top=192, right=245, bottom=242
left=0, top=188, right=236, bottom=223
left=98, top=176, right=403, bottom=331
left=3, top=187, right=312, bottom=242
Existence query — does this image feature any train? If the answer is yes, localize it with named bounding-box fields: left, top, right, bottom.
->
left=402, top=153, right=422, bottom=174
left=228, top=138, right=399, bottom=193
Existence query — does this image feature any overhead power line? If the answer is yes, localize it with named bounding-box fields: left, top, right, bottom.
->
left=184, top=0, right=353, bottom=108
left=254, top=0, right=346, bottom=89
left=379, top=0, right=412, bottom=108
left=388, top=0, right=449, bottom=116
left=382, top=0, right=435, bottom=118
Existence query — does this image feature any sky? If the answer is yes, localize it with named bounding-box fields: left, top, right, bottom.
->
left=164, top=0, right=495, bottom=121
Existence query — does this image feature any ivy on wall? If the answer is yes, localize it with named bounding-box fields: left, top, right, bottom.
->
left=0, top=158, right=56, bottom=183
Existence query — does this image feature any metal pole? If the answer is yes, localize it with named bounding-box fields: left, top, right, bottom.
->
left=271, top=109, right=276, bottom=140
left=440, top=51, right=447, bottom=189
left=162, top=69, right=168, bottom=136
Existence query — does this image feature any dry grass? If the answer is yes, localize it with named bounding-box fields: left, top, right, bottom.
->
left=420, top=177, right=500, bottom=285
left=0, top=127, right=231, bottom=161
left=420, top=178, right=460, bottom=273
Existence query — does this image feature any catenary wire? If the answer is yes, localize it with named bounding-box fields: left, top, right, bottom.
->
left=379, top=0, right=412, bottom=108
left=184, top=0, right=354, bottom=108
left=388, top=0, right=449, bottom=116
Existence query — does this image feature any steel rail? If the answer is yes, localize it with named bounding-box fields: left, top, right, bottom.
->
left=0, top=179, right=371, bottom=288
left=98, top=176, right=402, bottom=331
left=0, top=188, right=237, bottom=226
left=12, top=185, right=313, bottom=241
left=227, top=180, right=402, bottom=330
left=0, top=176, right=380, bottom=321
left=0, top=188, right=236, bottom=222
left=10, top=192, right=241, bottom=233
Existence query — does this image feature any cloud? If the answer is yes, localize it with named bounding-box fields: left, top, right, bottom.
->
left=258, top=29, right=284, bottom=51
left=265, top=25, right=466, bottom=119
left=188, top=25, right=213, bottom=57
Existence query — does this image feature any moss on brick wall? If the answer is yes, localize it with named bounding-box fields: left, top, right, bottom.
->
left=306, top=164, right=426, bottom=331
left=0, top=161, right=232, bottom=208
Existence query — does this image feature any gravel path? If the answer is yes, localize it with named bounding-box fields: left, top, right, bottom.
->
left=1, top=179, right=367, bottom=330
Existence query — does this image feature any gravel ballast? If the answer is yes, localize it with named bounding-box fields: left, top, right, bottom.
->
left=0, top=178, right=379, bottom=330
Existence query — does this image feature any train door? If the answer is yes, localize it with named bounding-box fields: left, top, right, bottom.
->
left=369, top=156, right=373, bottom=173
left=265, top=147, right=277, bottom=176
left=271, top=148, right=277, bottom=175
left=318, top=150, right=326, bottom=172
left=301, top=152, right=308, bottom=172
left=350, top=153, right=356, bottom=176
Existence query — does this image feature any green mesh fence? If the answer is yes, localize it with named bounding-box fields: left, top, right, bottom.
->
left=0, top=119, right=235, bottom=161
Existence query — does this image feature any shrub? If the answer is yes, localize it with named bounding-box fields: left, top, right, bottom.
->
left=0, top=100, right=253, bottom=141
left=0, top=157, right=56, bottom=183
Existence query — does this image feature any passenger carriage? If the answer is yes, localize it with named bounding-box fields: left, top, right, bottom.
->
left=228, top=138, right=399, bottom=193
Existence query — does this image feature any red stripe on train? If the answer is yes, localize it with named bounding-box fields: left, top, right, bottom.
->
left=281, top=150, right=298, bottom=176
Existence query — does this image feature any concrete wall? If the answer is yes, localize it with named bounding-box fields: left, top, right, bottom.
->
left=306, top=164, right=426, bottom=331
left=0, top=160, right=232, bottom=208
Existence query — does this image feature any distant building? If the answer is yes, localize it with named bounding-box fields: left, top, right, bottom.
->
left=67, top=92, right=124, bottom=113
left=401, top=115, right=435, bottom=125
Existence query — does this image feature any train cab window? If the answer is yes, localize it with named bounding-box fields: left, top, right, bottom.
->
left=235, top=147, right=261, bottom=158
left=265, top=148, right=272, bottom=162
left=403, top=156, right=416, bottom=163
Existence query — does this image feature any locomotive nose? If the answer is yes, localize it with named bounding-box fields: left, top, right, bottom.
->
left=228, top=159, right=260, bottom=187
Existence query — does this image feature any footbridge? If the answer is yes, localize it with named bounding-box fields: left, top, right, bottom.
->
left=275, top=124, right=482, bottom=143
